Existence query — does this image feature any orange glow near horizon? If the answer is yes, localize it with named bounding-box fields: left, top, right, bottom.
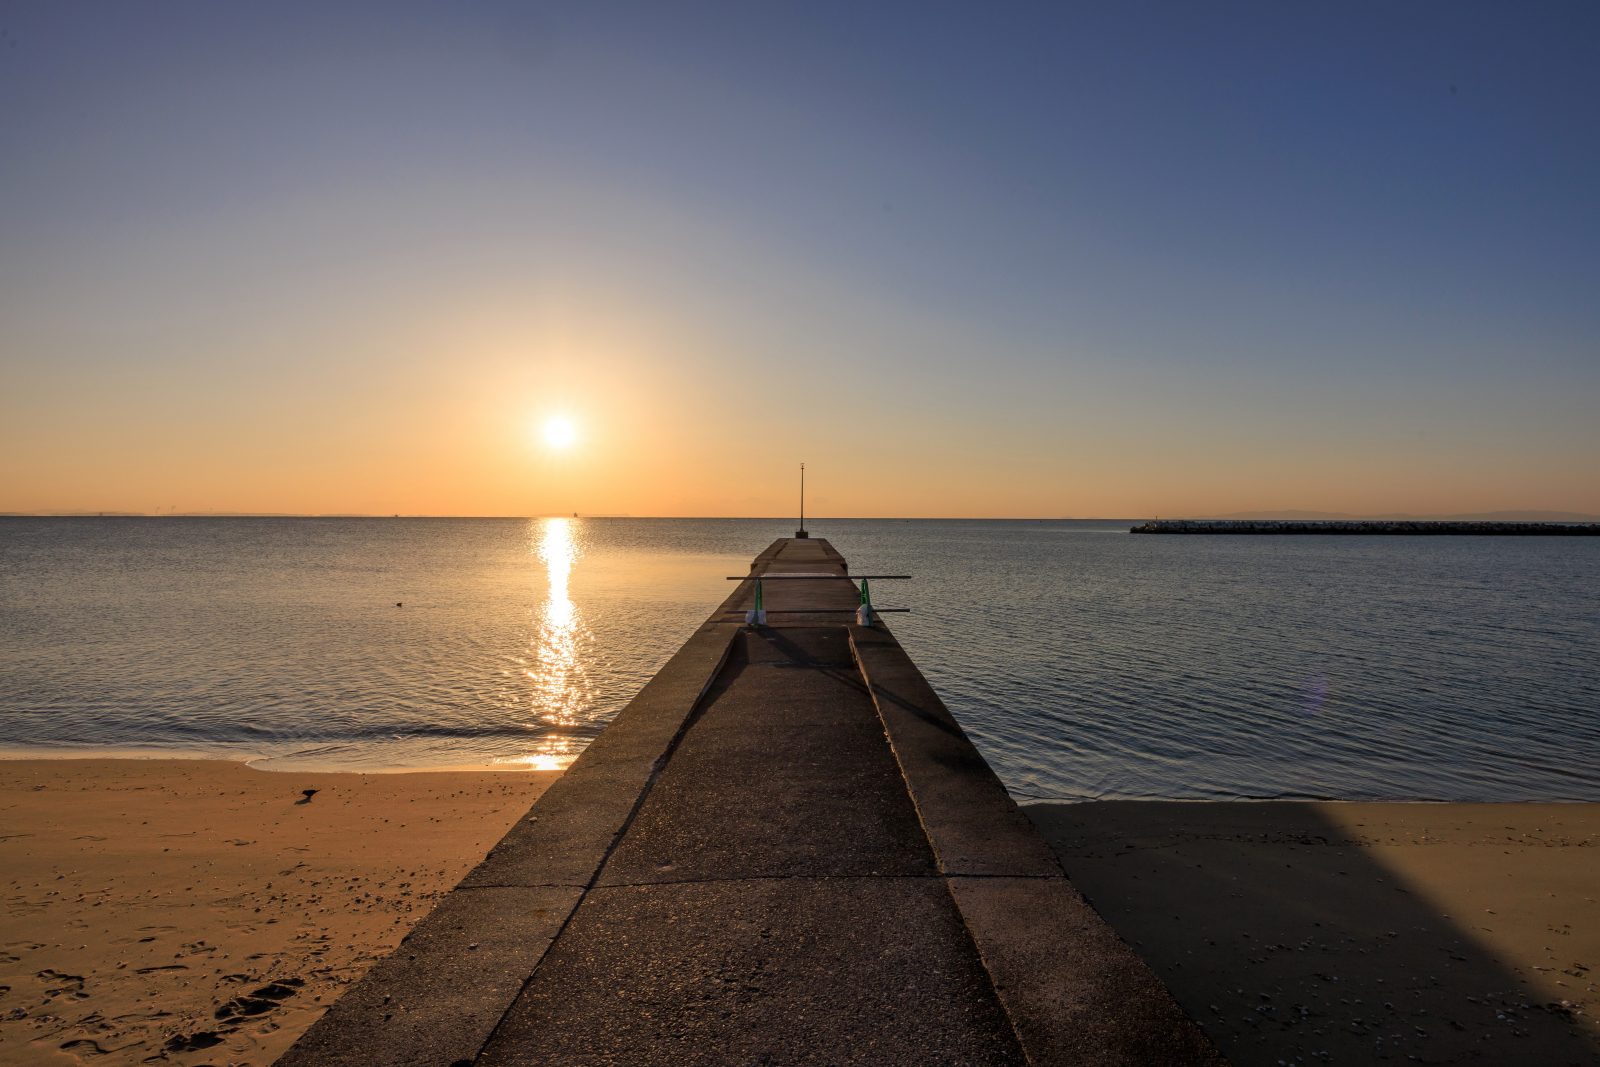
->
left=2, top=296, right=1596, bottom=520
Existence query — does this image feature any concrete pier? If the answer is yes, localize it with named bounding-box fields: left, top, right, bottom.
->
left=278, top=539, right=1216, bottom=1066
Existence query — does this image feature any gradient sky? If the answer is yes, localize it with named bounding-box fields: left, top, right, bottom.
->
left=2, top=2, right=1596, bottom=517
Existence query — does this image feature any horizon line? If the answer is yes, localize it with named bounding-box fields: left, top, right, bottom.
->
left=4, top=511, right=1598, bottom=522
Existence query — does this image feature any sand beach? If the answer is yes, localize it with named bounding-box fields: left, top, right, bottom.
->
left=3, top=759, right=1597, bottom=1065
left=1030, top=801, right=1600, bottom=1064
left=0, top=760, right=555, bottom=1066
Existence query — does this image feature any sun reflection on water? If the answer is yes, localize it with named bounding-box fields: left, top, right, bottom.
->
left=499, top=517, right=595, bottom=771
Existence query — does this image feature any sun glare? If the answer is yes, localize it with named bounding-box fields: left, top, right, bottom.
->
left=542, top=416, right=578, bottom=450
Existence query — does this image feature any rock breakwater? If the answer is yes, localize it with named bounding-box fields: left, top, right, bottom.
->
left=1130, top=519, right=1600, bottom=535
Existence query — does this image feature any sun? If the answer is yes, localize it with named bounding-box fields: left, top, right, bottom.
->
left=541, top=415, right=578, bottom=450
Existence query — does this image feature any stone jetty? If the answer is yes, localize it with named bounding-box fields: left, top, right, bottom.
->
left=1131, top=519, right=1600, bottom=535
left=277, top=537, right=1218, bottom=1066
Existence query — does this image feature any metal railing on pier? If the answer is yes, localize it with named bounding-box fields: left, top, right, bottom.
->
left=725, top=574, right=912, bottom=626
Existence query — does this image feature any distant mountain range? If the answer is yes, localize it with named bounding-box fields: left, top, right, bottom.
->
left=1214, top=510, right=1600, bottom=522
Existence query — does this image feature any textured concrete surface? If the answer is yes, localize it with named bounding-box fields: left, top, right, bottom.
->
left=850, top=622, right=1222, bottom=1065
left=851, top=625, right=1061, bottom=878
left=599, top=629, right=935, bottom=885
left=477, top=879, right=1022, bottom=1066
left=948, top=877, right=1222, bottom=1066
left=276, top=885, right=582, bottom=1067
left=474, top=620, right=1021, bottom=1062
left=278, top=538, right=1216, bottom=1066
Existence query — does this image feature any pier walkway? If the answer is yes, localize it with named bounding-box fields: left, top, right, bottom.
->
left=279, top=539, right=1215, bottom=1066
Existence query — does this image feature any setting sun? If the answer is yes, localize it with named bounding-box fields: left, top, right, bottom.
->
left=542, top=416, right=578, bottom=451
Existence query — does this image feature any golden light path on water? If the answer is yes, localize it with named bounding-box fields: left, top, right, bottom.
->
left=501, top=517, right=594, bottom=771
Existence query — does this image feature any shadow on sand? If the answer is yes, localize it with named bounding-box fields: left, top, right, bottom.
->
left=1027, top=801, right=1598, bottom=1065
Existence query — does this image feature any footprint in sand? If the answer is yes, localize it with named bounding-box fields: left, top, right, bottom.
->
left=164, top=1030, right=227, bottom=1053
left=213, top=977, right=304, bottom=1021
left=58, top=1038, right=111, bottom=1056
left=58, top=1036, right=142, bottom=1057
left=36, top=968, right=87, bottom=1000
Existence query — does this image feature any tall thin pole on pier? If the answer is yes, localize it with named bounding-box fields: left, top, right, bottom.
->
left=796, top=463, right=808, bottom=539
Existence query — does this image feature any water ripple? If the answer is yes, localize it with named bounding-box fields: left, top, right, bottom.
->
left=1, top=517, right=1596, bottom=799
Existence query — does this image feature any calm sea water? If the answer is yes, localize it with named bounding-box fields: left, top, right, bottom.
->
left=1, top=517, right=1596, bottom=801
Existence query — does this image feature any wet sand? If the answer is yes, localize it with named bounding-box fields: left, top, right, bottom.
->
left=1029, top=801, right=1600, bottom=1065
left=0, top=759, right=555, bottom=1066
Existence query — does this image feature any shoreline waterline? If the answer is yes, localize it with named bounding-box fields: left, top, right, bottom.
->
left=0, top=745, right=564, bottom=775
left=6, top=750, right=1600, bottom=805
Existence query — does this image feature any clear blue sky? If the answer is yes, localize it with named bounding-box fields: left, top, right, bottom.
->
left=2, top=2, right=1596, bottom=516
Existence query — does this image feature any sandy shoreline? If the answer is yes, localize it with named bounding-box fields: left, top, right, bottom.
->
left=3, top=760, right=1595, bottom=1065
left=1030, top=800, right=1600, bottom=1064
left=0, top=759, right=555, bottom=1066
